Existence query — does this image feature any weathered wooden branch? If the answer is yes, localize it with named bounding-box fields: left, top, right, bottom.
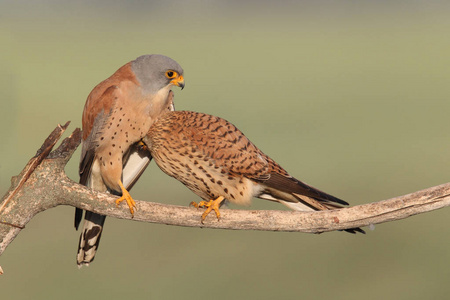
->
left=1, top=123, right=450, bottom=258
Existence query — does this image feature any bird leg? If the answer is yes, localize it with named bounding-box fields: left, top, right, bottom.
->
left=190, top=196, right=225, bottom=223
left=115, top=180, right=136, bottom=215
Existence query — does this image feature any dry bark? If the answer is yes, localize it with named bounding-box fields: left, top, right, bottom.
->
left=1, top=123, right=449, bottom=258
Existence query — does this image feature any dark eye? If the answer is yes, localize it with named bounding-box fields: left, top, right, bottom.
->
left=166, top=71, right=176, bottom=78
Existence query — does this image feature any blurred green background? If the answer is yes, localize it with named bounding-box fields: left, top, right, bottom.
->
left=1, top=1, right=450, bottom=299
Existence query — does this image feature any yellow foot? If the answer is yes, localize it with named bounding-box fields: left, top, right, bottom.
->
left=190, top=196, right=225, bottom=223
left=137, top=140, right=148, bottom=151
left=115, top=180, right=136, bottom=215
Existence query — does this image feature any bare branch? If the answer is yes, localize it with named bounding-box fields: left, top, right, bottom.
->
left=1, top=122, right=450, bottom=257
left=0, top=121, right=70, bottom=213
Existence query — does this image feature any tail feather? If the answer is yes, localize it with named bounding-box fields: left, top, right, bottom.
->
left=77, top=211, right=106, bottom=267
left=75, top=145, right=152, bottom=267
left=279, top=200, right=365, bottom=234
left=259, top=173, right=365, bottom=234
left=74, top=208, right=83, bottom=230
left=261, top=173, right=349, bottom=206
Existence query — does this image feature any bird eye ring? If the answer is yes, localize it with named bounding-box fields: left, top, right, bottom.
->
left=165, top=71, right=176, bottom=78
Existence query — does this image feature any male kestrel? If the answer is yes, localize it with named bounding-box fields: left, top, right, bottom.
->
left=75, top=55, right=185, bottom=267
left=143, top=111, right=364, bottom=234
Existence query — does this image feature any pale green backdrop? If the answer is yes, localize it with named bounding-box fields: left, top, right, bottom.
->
left=1, top=1, right=450, bottom=299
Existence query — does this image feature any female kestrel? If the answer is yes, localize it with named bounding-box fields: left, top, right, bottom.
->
left=143, top=111, right=364, bottom=234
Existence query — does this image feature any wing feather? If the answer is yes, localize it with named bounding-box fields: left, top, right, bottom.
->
left=172, top=112, right=270, bottom=180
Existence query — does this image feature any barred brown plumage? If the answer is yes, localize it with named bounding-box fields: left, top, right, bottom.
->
left=143, top=111, right=364, bottom=234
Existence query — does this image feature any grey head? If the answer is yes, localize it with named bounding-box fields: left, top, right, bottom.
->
left=131, top=54, right=184, bottom=94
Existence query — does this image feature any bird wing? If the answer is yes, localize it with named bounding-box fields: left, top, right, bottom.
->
left=79, top=85, right=119, bottom=185
left=175, top=111, right=271, bottom=181
left=75, top=84, right=120, bottom=229
left=79, top=62, right=137, bottom=186
left=173, top=111, right=349, bottom=208
left=259, top=171, right=349, bottom=207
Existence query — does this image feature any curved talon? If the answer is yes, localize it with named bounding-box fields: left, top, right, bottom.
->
left=191, top=196, right=225, bottom=223
left=116, top=180, right=136, bottom=215
left=189, top=201, right=200, bottom=208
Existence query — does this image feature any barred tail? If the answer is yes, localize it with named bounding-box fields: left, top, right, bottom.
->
left=76, top=211, right=106, bottom=267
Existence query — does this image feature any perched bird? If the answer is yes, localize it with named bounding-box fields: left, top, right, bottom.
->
left=143, top=111, right=364, bottom=234
left=75, top=55, right=185, bottom=267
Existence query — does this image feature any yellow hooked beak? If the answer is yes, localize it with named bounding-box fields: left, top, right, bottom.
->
left=171, top=74, right=185, bottom=90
